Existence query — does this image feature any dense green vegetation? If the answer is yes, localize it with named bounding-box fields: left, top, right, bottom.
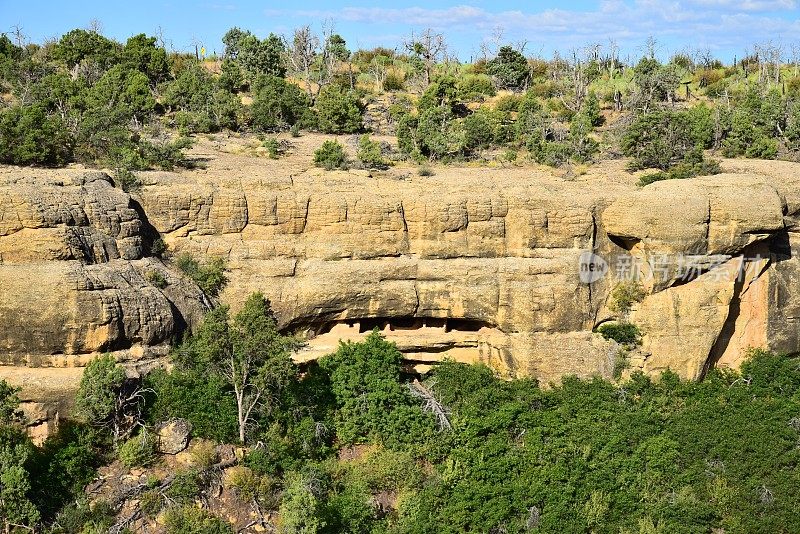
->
left=4, top=291, right=800, bottom=532
left=3, top=27, right=800, bottom=182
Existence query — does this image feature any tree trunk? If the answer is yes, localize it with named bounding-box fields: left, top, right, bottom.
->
left=236, top=390, right=246, bottom=443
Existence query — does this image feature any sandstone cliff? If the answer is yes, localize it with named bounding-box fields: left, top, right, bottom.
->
left=2, top=138, right=799, bottom=431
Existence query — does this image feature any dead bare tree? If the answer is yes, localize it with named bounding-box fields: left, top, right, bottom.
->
left=408, top=379, right=452, bottom=431
left=479, top=26, right=504, bottom=61
left=754, top=41, right=783, bottom=86
left=607, top=39, right=619, bottom=80
left=404, top=28, right=448, bottom=86
left=287, top=25, right=320, bottom=100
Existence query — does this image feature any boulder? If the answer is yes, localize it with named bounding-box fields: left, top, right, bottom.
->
left=156, top=419, right=192, bottom=455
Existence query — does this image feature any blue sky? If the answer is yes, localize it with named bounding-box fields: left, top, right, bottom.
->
left=1, top=1, right=799, bottom=62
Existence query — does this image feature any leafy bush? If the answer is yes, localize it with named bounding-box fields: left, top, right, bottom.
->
left=415, top=106, right=463, bottom=160
left=174, top=253, right=227, bottom=297
left=608, top=281, right=646, bottom=315
left=53, top=29, right=119, bottom=69
left=145, top=368, right=239, bottom=443
left=278, top=473, right=326, bottom=533
left=190, top=441, right=219, bottom=468
left=139, top=489, right=163, bottom=517
left=487, top=46, right=530, bottom=91
left=165, top=468, right=203, bottom=504
left=118, top=430, right=157, bottom=467
left=263, top=137, right=280, bottom=159
left=583, top=90, right=602, bottom=127
left=26, top=421, right=107, bottom=522
left=47, top=499, right=115, bottom=534
left=596, top=322, right=642, bottom=345
left=319, top=330, right=435, bottom=446
left=356, top=134, right=386, bottom=168
left=315, top=85, right=363, bottom=134
left=163, top=504, right=232, bottom=534
left=162, top=64, right=241, bottom=132
left=250, top=75, right=312, bottom=131
left=457, top=73, right=496, bottom=101
left=115, top=168, right=141, bottom=192
left=226, top=30, right=286, bottom=79
left=75, top=355, right=126, bottom=432
left=145, top=269, right=167, bottom=289
left=417, top=165, right=435, bottom=176
left=383, top=71, right=405, bottom=91
left=494, top=94, right=521, bottom=112
left=622, top=110, right=710, bottom=170
left=720, top=88, right=782, bottom=159
left=0, top=105, right=72, bottom=166
left=313, top=140, right=348, bottom=170
left=638, top=147, right=722, bottom=186
left=463, top=110, right=494, bottom=154
left=120, top=33, right=169, bottom=84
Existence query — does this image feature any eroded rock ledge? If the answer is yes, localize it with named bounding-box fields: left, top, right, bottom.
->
left=2, top=161, right=800, bottom=432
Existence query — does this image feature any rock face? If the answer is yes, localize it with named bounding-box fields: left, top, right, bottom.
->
left=2, top=157, right=800, bottom=433
left=156, top=419, right=192, bottom=454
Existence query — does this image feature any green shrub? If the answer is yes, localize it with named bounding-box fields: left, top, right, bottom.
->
left=218, top=58, right=244, bottom=93
left=527, top=137, right=573, bottom=167
left=145, top=368, right=239, bottom=443
left=463, top=111, right=494, bottom=154
left=162, top=64, right=242, bottom=133
left=75, top=355, right=127, bottom=433
left=356, top=134, right=386, bottom=168
left=137, top=135, right=193, bottom=171
left=174, top=253, right=227, bottom=297
left=313, top=140, right=348, bottom=170
left=457, top=73, right=496, bottom=101
left=25, top=421, right=106, bottom=523
left=622, top=110, right=701, bottom=170
left=139, top=489, right=163, bottom=517
left=150, top=237, right=167, bottom=257
left=637, top=146, right=721, bottom=186
left=47, top=499, right=114, bottom=534
left=279, top=473, right=326, bottom=533
left=316, top=85, right=363, bottom=134
left=583, top=90, right=602, bottom=127
left=744, top=136, right=778, bottom=159
left=165, top=469, right=203, bottom=504
left=487, top=46, right=530, bottom=91
left=250, top=75, right=312, bottom=131
left=115, top=168, right=141, bottom=192
left=494, top=94, right=521, bottom=112
left=720, top=87, right=781, bottom=159
left=190, top=441, right=219, bottom=468
left=145, top=270, right=167, bottom=289
left=53, top=29, right=119, bottom=69
left=319, top=330, right=435, bottom=446
left=0, top=105, right=72, bottom=166
left=118, top=431, right=157, bottom=467
left=163, top=505, right=232, bottom=534
left=383, top=71, right=405, bottom=92
left=263, top=137, right=280, bottom=159
left=415, top=106, right=462, bottom=160
left=596, top=322, right=642, bottom=345
left=608, top=281, right=646, bottom=315
left=417, top=165, right=435, bottom=176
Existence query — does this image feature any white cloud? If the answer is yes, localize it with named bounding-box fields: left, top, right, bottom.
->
left=269, top=2, right=800, bottom=59
left=688, top=0, right=797, bottom=11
